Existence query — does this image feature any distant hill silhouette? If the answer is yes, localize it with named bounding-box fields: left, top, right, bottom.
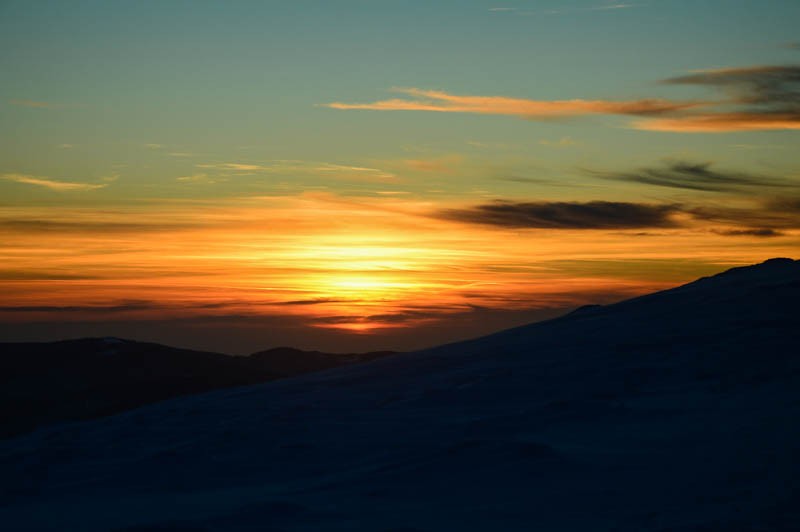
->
left=1, top=258, right=798, bottom=531
left=0, top=339, right=393, bottom=438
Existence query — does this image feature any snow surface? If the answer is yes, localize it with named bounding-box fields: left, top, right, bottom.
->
left=1, top=259, right=799, bottom=531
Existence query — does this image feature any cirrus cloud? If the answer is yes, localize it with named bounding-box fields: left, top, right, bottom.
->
left=588, top=160, right=796, bottom=192
left=324, top=87, right=700, bottom=119
left=323, top=64, right=800, bottom=132
left=2, top=174, right=107, bottom=191
left=639, top=65, right=800, bottom=132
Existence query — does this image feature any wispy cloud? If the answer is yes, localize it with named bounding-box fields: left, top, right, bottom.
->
left=488, top=3, right=639, bottom=16
left=2, top=174, right=107, bottom=191
left=313, top=163, right=396, bottom=180
left=196, top=162, right=264, bottom=171
left=590, top=160, right=796, bottom=193
left=590, top=3, right=637, bottom=10
left=325, top=64, right=800, bottom=133
left=405, top=155, right=463, bottom=174
left=540, top=136, right=578, bottom=148
left=635, top=113, right=800, bottom=132
left=688, top=197, right=800, bottom=231
left=324, top=87, right=699, bottom=119
left=176, top=173, right=222, bottom=184
left=275, top=297, right=351, bottom=306
left=466, top=140, right=519, bottom=150
left=196, top=160, right=396, bottom=181
left=637, top=65, right=800, bottom=132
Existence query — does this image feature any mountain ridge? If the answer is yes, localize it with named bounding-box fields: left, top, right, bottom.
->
left=0, top=338, right=395, bottom=438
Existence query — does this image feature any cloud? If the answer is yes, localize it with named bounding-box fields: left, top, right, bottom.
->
left=636, top=112, right=800, bottom=132
left=662, top=66, right=800, bottom=104
left=195, top=162, right=271, bottom=172
left=276, top=298, right=352, bottom=306
left=489, top=3, right=638, bottom=16
left=310, top=308, right=447, bottom=328
left=441, top=200, right=682, bottom=229
left=313, top=163, right=396, bottom=180
left=1, top=174, right=107, bottom=191
left=590, top=3, right=637, bottom=10
left=0, top=270, right=99, bottom=281
left=324, top=87, right=700, bottom=119
left=176, top=173, right=220, bottom=184
left=196, top=161, right=396, bottom=181
left=221, top=163, right=264, bottom=171
left=637, top=65, right=800, bottom=132
left=440, top=195, right=800, bottom=237
left=0, top=218, right=191, bottom=234
left=591, top=160, right=794, bottom=192
left=589, top=160, right=800, bottom=231
left=687, top=197, right=800, bottom=230
left=713, top=228, right=784, bottom=238
left=405, top=155, right=463, bottom=173
left=767, top=196, right=800, bottom=213
left=144, top=143, right=163, bottom=149
left=0, top=302, right=158, bottom=313
left=540, top=136, right=578, bottom=148
left=325, top=64, right=800, bottom=132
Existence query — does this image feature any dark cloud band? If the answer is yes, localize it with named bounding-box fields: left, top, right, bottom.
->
left=590, top=160, right=794, bottom=193
left=441, top=201, right=682, bottom=229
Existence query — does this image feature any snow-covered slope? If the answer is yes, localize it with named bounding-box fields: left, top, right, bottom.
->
left=1, top=258, right=799, bottom=531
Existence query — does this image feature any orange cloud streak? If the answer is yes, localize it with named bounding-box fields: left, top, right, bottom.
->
left=635, top=113, right=800, bottom=132
left=2, top=174, right=107, bottom=191
left=325, top=63, right=800, bottom=132
left=325, top=88, right=701, bottom=118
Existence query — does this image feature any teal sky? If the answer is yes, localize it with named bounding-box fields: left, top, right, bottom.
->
left=2, top=0, right=799, bottom=202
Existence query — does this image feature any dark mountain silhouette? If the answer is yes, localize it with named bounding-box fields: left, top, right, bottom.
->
left=0, top=258, right=798, bottom=531
left=0, top=339, right=394, bottom=438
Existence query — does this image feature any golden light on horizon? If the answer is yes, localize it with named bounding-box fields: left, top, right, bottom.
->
left=1, top=194, right=797, bottom=337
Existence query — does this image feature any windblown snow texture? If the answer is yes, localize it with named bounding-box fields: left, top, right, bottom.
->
left=1, top=258, right=798, bottom=531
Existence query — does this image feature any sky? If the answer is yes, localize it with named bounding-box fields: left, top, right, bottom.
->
left=1, top=0, right=799, bottom=354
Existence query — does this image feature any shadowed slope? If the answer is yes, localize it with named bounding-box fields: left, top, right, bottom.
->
left=0, top=340, right=394, bottom=438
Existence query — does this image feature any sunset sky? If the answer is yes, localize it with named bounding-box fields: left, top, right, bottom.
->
left=1, top=0, right=798, bottom=353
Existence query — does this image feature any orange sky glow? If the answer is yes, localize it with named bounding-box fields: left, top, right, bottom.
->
left=3, top=194, right=796, bottom=345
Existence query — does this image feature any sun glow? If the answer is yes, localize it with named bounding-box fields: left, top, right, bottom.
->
left=1, top=194, right=795, bottom=338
